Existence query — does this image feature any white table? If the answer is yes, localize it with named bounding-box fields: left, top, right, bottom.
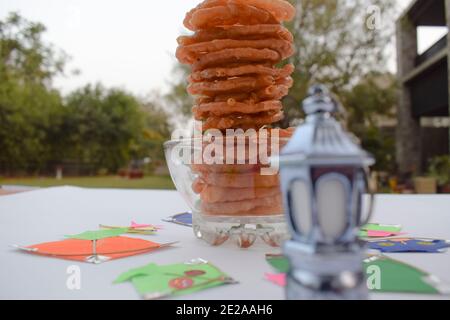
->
left=0, top=186, right=449, bottom=300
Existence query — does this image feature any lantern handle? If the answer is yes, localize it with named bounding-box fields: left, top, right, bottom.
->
left=360, top=167, right=375, bottom=226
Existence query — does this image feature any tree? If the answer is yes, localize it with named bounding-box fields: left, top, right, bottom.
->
left=0, top=12, right=66, bottom=173
left=0, top=12, right=174, bottom=176
left=341, top=72, right=397, bottom=172
left=62, top=84, right=144, bottom=173
left=164, top=63, right=193, bottom=119
left=61, top=84, right=173, bottom=174
left=138, top=99, right=173, bottom=170
left=281, top=0, right=397, bottom=127
left=0, top=12, right=66, bottom=83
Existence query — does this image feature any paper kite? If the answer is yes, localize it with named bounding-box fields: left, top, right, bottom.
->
left=115, top=258, right=236, bottom=299
left=266, top=254, right=289, bottom=273
left=368, top=238, right=450, bottom=253
left=99, top=221, right=162, bottom=235
left=14, top=228, right=175, bottom=264
left=264, top=254, right=450, bottom=294
left=265, top=273, right=286, bottom=287
left=363, top=255, right=450, bottom=294
left=359, top=223, right=403, bottom=238
left=163, top=212, right=192, bottom=227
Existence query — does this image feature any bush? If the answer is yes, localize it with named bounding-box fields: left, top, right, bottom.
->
left=428, top=155, right=450, bottom=187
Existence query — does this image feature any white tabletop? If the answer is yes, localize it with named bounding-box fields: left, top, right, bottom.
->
left=0, top=186, right=449, bottom=300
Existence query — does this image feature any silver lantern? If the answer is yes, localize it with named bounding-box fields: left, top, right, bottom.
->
left=279, top=84, right=375, bottom=300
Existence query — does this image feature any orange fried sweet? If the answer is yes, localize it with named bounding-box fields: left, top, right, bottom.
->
left=200, top=185, right=280, bottom=203
left=187, top=3, right=277, bottom=31
left=189, top=64, right=294, bottom=82
left=177, top=0, right=296, bottom=217
left=184, top=0, right=296, bottom=30
left=192, top=48, right=281, bottom=71
left=177, top=38, right=294, bottom=64
left=177, top=24, right=293, bottom=46
left=193, top=100, right=283, bottom=118
left=202, top=111, right=284, bottom=130
left=201, top=194, right=283, bottom=215
left=188, top=75, right=275, bottom=96
left=197, top=172, right=279, bottom=189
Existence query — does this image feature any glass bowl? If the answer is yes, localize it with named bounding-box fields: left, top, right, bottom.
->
left=164, top=132, right=291, bottom=248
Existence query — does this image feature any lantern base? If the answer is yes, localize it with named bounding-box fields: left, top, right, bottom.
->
left=286, top=272, right=369, bottom=300
left=192, top=212, right=290, bottom=248
left=283, top=240, right=369, bottom=300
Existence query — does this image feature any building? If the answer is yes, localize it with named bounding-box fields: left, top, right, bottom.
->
left=396, top=0, right=450, bottom=174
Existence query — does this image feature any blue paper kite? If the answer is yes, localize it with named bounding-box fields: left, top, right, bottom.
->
left=368, top=238, right=450, bottom=253
left=163, top=212, right=192, bottom=227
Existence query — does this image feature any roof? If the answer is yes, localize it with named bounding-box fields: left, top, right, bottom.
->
left=399, top=0, right=447, bottom=26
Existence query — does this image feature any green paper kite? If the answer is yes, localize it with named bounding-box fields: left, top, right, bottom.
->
left=363, top=255, right=441, bottom=294
left=358, top=223, right=403, bottom=238
left=115, top=260, right=237, bottom=299
left=265, top=254, right=449, bottom=295
left=65, top=228, right=128, bottom=241
left=266, top=254, right=290, bottom=273
left=114, top=263, right=159, bottom=284
left=361, top=223, right=402, bottom=233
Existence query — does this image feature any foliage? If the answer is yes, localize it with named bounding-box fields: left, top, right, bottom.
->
left=0, top=13, right=172, bottom=175
left=340, top=72, right=397, bottom=172
left=0, top=176, right=175, bottom=190
left=281, top=0, right=399, bottom=172
left=60, top=86, right=172, bottom=173
left=0, top=12, right=66, bottom=82
left=281, top=0, right=397, bottom=126
left=139, top=98, right=173, bottom=169
left=428, top=156, right=450, bottom=187
left=0, top=12, right=66, bottom=172
left=164, top=63, right=193, bottom=118
left=62, top=84, right=145, bottom=172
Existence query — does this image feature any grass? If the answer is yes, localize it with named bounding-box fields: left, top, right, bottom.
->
left=0, top=175, right=175, bottom=190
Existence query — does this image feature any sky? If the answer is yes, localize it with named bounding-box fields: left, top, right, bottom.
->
left=0, top=0, right=448, bottom=96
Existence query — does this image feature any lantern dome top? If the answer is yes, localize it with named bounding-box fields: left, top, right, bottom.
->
left=280, top=85, right=375, bottom=167
left=302, top=84, right=337, bottom=114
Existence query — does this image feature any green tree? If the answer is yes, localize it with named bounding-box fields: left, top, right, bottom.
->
left=62, top=84, right=145, bottom=172
left=164, top=63, right=193, bottom=118
left=0, top=12, right=66, bottom=173
left=0, top=12, right=174, bottom=177
left=138, top=99, right=173, bottom=171
left=341, top=72, right=397, bottom=172
left=281, top=0, right=397, bottom=126
left=61, top=85, right=173, bottom=174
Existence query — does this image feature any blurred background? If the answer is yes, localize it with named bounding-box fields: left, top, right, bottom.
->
left=0, top=0, right=449, bottom=194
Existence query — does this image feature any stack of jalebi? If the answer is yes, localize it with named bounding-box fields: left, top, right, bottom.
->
left=176, top=0, right=296, bottom=216
left=191, top=128, right=295, bottom=216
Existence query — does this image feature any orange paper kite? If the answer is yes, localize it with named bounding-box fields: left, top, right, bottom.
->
left=15, top=236, right=174, bottom=264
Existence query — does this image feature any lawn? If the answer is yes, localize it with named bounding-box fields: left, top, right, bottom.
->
left=0, top=175, right=175, bottom=190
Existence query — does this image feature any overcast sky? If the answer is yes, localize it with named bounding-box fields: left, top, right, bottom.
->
left=0, top=0, right=448, bottom=96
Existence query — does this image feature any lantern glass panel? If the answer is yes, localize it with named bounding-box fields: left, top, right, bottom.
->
left=352, top=168, right=374, bottom=227
left=290, top=180, right=312, bottom=236
left=316, top=175, right=348, bottom=240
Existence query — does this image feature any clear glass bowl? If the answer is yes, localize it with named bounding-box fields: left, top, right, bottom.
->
left=164, top=133, right=291, bottom=248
